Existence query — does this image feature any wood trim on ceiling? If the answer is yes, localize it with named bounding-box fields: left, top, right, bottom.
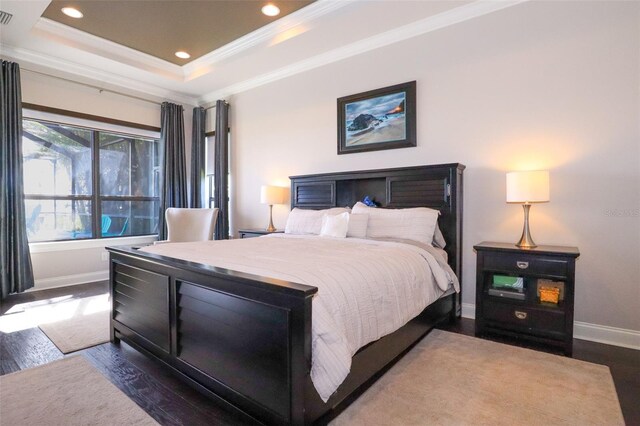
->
left=22, top=103, right=161, bottom=132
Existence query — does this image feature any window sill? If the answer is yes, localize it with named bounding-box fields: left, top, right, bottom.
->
left=29, top=235, right=157, bottom=253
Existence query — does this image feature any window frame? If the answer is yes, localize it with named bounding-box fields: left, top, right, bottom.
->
left=208, top=175, right=215, bottom=208
left=22, top=109, right=161, bottom=243
left=205, top=130, right=231, bottom=238
left=205, top=132, right=215, bottom=209
left=97, top=128, right=162, bottom=239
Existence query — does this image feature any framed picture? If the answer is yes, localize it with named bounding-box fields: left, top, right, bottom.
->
left=337, top=81, right=416, bottom=155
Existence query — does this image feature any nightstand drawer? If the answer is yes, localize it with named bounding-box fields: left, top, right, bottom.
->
left=483, top=253, right=568, bottom=277
left=238, top=229, right=284, bottom=239
left=483, top=300, right=566, bottom=335
left=239, top=231, right=261, bottom=239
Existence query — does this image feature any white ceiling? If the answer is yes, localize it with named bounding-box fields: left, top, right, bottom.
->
left=0, top=0, right=526, bottom=107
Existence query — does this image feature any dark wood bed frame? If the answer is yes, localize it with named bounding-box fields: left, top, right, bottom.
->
left=107, top=163, right=465, bottom=425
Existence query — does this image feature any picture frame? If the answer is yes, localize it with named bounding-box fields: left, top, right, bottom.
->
left=337, top=81, right=416, bottom=155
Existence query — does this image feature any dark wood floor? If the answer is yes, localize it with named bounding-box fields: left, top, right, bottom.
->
left=0, top=282, right=256, bottom=425
left=1, top=282, right=638, bottom=425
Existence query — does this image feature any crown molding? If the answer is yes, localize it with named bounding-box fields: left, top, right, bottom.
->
left=33, top=18, right=184, bottom=80
left=1, top=44, right=199, bottom=106
left=199, top=0, right=528, bottom=103
left=4, top=0, right=526, bottom=107
left=6, top=0, right=350, bottom=99
left=182, top=0, right=350, bottom=79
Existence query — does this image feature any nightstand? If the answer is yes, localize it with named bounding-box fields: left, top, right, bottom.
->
left=238, top=229, right=284, bottom=239
left=474, top=242, right=579, bottom=355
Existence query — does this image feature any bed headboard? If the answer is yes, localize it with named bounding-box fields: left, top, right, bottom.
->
left=289, top=163, right=465, bottom=307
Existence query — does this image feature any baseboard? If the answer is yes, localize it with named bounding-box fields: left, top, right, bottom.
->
left=27, top=279, right=640, bottom=350
left=574, top=321, right=640, bottom=350
left=461, top=303, right=476, bottom=319
left=460, top=303, right=638, bottom=350
left=31, top=271, right=109, bottom=291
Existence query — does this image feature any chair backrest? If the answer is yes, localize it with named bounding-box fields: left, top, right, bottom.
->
left=101, top=215, right=112, bottom=235
left=165, top=208, right=219, bottom=242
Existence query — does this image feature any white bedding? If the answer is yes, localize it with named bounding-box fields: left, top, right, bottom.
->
left=141, top=234, right=459, bottom=401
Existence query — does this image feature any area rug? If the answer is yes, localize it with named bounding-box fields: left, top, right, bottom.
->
left=38, top=294, right=110, bottom=354
left=0, top=356, right=157, bottom=425
left=331, top=329, right=624, bottom=425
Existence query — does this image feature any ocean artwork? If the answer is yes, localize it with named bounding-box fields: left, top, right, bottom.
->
left=338, top=81, right=416, bottom=155
left=345, top=92, right=406, bottom=146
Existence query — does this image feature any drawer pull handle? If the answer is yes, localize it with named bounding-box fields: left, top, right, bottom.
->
left=516, top=261, right=529, bottom=269
left=514, top=311, right=528, bottom=320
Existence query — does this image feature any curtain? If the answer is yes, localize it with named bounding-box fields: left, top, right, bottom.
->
left=190, top=107, right=206, bottom=208
left=0, top=60, right=34, bottom=300
left=214, top=100, right=229, bottom=240
left=158, top=102, right=187, bottom=240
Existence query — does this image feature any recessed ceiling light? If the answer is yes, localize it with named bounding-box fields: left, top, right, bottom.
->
left=61, top=7, right=83, bottom=19
left=261, top=3, right=280, bottom=17
left=175, top=51, right=191, bottom=59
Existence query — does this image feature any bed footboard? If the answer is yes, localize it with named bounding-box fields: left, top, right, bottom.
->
left=108, top=246, right=316, bottom=425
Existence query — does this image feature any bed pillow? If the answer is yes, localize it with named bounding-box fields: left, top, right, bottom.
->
left=346, top=213, right=368, bottom=239
left=433, top=224, right=446, bottom=248
left=351, top=201, right=440, bottom=246
left=320, top=212, right=349, bottom=238
left=285, top=207, right=351, bottom=235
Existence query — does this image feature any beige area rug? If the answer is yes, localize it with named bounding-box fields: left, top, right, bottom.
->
left=0, top=356, right=157, bottom=425
left=332, top=330, right=624, bottom=426
left=38, top=294, right=110, bottom=354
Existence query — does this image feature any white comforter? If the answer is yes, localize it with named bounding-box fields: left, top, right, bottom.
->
left=141, top=234, right=459, bottom=401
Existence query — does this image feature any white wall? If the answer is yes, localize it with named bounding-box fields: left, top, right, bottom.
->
left=21, top=71, right=195, bottom=289
left=229, top=1, right=639, bottom=333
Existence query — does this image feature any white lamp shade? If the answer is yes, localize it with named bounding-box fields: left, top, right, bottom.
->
left=260, top=185, right=286, bottom=205
left=506, top=171, right=550, bottom=203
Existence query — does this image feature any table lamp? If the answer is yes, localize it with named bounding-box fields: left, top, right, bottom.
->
left=260, top=185, right=286, bottom=232
left=506, top=170, right=549, bottom=248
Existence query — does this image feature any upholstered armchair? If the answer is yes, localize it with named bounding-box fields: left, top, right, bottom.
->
left=156, top=208, right=219, bottom=244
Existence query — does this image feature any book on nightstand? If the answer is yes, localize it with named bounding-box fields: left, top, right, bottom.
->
left=488, top=275, right=525, bottom=300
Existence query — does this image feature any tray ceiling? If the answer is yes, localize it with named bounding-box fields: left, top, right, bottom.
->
left=42, top=1, right=314, bottom=65
left=0, top=0, right=526, bottom=106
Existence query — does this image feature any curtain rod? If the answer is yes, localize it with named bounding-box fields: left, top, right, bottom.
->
left=203, top=103, right=222, bottom=111
left=21, top=68, right=164, bottom=106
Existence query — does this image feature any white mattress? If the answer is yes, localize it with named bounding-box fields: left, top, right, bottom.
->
left=142, top=234, right=459, bottom=401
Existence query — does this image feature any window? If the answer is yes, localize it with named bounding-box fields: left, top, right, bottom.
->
left=205, top=132, right=231, bottom=237
left=206, top=134, right=215, bottom=209
left=22, top=119, right=160, bottom=242
left=207, top=175, right=215, bottom=208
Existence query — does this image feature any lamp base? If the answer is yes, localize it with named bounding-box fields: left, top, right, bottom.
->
left=516, top=203, right=537, bottom=249
left=266, top=205, right=276, bottom=233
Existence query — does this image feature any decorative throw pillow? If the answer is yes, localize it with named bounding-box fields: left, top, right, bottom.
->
left=346, top=213, right=369, bottom=239
left=320, top=212, right=350, bottom=238
left=351, top=201, right=440, bottom=246
left=285, top=207, right=350, bottom=235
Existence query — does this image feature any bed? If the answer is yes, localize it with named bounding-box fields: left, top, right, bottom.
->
left=107, top=163, right=465, bottom=425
